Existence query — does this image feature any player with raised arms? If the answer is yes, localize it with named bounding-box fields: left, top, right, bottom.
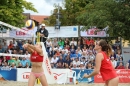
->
left=23, top=20, right=48, bottom=86
left=23, top=42, right=48, bottom=86
left=83, top=40, right=119, bottom=86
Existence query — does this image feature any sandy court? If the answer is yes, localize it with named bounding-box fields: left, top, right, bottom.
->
left=0, top=81, right=130, bottom=86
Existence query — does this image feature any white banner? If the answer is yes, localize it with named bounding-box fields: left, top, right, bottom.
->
left=41, top=42, right=56, bottom=84
left=46, top=26, right=78, bottom=38
left=17, top=68, right=31, bottom=82
left=17, top=68, right=70, bottom=84
left=9, top=27, right=37, bottom=38
left=80, top=27, right=107, bottom=37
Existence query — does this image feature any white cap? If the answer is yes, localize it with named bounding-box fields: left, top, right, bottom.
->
left=41, top=24, right=45, bottom=26
left=80, top=62, right=84, bottom=65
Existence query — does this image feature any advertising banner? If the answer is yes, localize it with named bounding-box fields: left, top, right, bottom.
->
left=46, top=26, right=78, bottom=38
left=72, top=69, right=94, bottom=83
left=17, top=68, right=31, bottom=82
left=9, top=27, right=37, bottom=38
left=52, top=69, right=70, bottom=84
left=80, top=27, right=107, bottom=37
left=17, top=68, right=70, bottom=84
left=94, top=69, right=130, bottom=83
left=0, top=68, right=17, bottom=81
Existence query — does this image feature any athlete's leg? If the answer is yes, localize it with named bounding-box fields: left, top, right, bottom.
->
left=39, top=73, right=48, bottom=86
left=108, top=77, right=119, bottom=86
left=104, top=81, right=108, bottom=86
left=28, top=72, right=36, bottom=86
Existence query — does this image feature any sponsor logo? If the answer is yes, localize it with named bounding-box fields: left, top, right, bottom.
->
left=53, top=73, right=65, bottom=80
left=22, top=72, right=30, bottom=79
left=45, top=58, right=52, bottom=75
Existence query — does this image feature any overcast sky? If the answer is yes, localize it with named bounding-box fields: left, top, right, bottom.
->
left=24, top=0, right=64, bottom=16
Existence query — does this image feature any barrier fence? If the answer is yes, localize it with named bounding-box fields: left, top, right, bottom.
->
left=0, top=68, right=130, bottom=83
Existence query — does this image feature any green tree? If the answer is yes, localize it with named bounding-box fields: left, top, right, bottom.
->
left=0, top=0, right=37, bottom=28
left=48, top=0, right=89, bottom=26
left=77, top=0, right=130, bottom=40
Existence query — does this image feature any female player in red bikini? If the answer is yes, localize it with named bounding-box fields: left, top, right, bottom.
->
left=83, top=40, right=119, bottom=86
left=23, top=43, right=48, bottom=86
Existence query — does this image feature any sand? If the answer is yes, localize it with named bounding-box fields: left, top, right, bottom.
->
left=0, top=81, right=130, bottom=86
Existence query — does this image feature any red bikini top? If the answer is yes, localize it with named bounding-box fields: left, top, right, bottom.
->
left=30, top=51, right=43, bottom=62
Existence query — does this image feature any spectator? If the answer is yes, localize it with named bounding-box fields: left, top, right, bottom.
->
left=110, top=50, right=116, bottom=59
left=116, top=62, right=125, bottom=69
left=70, top=38, right=77, bottom=46
left=8, top=41, right=14, bottom=49
left=10, top=62, right=16, bottom=69
left=57, top=62, right=64, bottom=68
left=64, top=55, right=72, bottom=67
left=57, top=55, right=64, bottom=66
left=87, top=51, right=95, bottom=62
left=1, top=62, right=10, bottom=69
left=24, top=62, right=31, bottom=68
left=76, top=46, right=82, bottom=55
left=58, top=39, right=64, bottom=49
left=21, top=57, right=28, bottom=67
left=116, top=50, right=123, bottom=61
left=111, top=57, right=117, bottom=68
left=8, top=57, right=15, bottom=66
left=52, top=38, right=58, bottom=47
left=71, top=63, right=79, bottom=69
left=0, top=45, right=4, bottom=53
left=12, top=38, right=17, bottom=47
left=72, top=58, right=80, bottom=67
left=64, top=38, right=70, bottom=46
left=14, top=57, right=21, bottom=67
left=17, top=63, right=23, bottom=68
left=2, top=42, right=8, bottom=53
left=1, top=56, right=8, bottom=66
left=50, top=54, right=59, bottom=68
left=86, top=63, right=93, bottom=69
left=79, top=62, right=85, bottom=69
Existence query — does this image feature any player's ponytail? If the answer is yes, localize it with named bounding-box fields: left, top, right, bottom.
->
left=106, top=44, right=112, bottom=57
left=99, top=40, right=112, bottom=57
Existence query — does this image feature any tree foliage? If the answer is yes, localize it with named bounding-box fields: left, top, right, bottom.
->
left=48, top=0, right=89, bottom=26
left=77, top=0, right=130, bottom=40
left=0, top=0, right=37, bottom=28
left=49, top=0, right=130, bottom=40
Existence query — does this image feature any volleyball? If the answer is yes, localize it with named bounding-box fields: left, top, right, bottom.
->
left=25, top=20, right=35, bottom=30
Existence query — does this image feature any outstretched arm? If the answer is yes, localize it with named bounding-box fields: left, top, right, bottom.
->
left=28, top=44, right=42, bottom=54
left=23, top=44, right=42, bottom=55
left=26, top=47, right=34, bottom=54
left=83, top=53, right=103, bottom=78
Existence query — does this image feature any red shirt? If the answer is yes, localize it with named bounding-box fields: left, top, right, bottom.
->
left=100, top=52, right=117, bottom=81
left=86, top=39, right=90, bottom=45
left=116, top=66, right=125, bottom=69
left=90, top=39, right=94, bottom=45
left=30, top=51, right=43, bottom=62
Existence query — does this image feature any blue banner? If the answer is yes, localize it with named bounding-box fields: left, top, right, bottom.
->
left=72, top=69, right=94, bottom=83
left=0, top=68, right=17, bottom=81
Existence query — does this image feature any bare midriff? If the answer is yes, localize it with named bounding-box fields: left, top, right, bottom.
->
left=31, top=62, right=44, bottom=73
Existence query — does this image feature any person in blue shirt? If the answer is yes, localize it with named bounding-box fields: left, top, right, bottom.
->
left=21, top=57, right=28, bottom=67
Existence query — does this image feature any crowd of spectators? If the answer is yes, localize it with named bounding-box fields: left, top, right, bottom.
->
left=0, top=37, right=130, bottom=70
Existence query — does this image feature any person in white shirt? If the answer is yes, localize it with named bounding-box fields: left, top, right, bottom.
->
left=111, top=57, right=117, bottom=68
left=71, top=63, right=79, bottom=69
left=79, top=62, right=85, bottom=69
left=76, top=46, right=82, bottom=55
left=50, top=54, right=59, bottom=68
left=70, top=38, right=77, bottom=46
left=72, top=58, right=80, bottom=67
